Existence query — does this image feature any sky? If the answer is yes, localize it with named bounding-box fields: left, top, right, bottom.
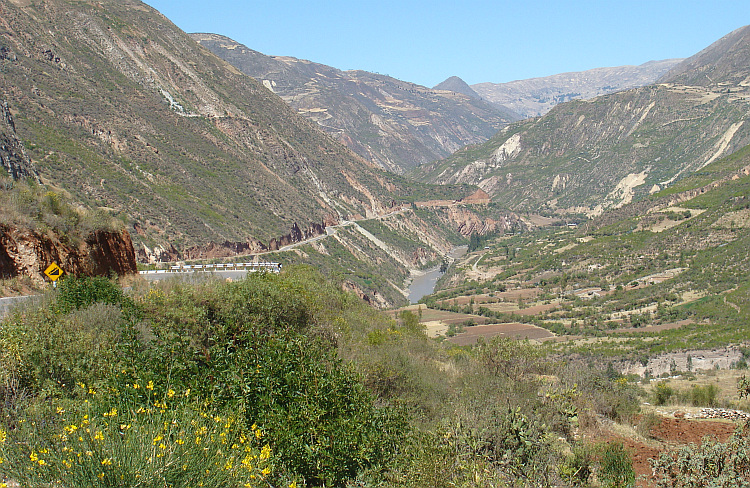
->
left=143, top=0, right=750, bottom=88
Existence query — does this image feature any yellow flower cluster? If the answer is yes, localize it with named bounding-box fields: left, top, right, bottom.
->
left=0, top=383, right=272, bottom=488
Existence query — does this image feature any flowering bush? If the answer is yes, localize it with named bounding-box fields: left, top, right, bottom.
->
left=0, top=383, right=272, bottom=488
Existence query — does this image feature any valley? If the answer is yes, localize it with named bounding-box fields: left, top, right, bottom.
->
left=2, top=0, right=750, bottom=486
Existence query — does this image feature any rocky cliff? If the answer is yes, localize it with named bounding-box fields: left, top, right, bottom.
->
left=0, top=225, right=137, bottom=285
left=0, top=101, right=39, bottom=182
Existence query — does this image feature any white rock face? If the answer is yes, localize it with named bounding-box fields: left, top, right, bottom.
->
left=262, top=79, right=277, bottom=93
left=492, top=133, right=522, bottom=164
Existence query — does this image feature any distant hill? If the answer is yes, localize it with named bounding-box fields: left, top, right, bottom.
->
left=192, top=34, right=521, bottom=173
left=413, top=26, right=750, bottom=217
left=472, top=59, right=683, bottom=118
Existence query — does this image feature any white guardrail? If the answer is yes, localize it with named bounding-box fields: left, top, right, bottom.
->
left=139, top=262, right=281, bottom=275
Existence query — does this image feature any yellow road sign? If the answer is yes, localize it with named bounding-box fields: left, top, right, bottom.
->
left=44, top=262, right=63, bottom=281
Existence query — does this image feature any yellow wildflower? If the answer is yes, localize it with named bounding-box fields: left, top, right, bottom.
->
left=0, top=427, right=6, bottom=444
left=167, top=388, right=175, bottom=398
left=94, top=431, right=104, bottom=441
left=146, top=380, right=154, bottom=390
left=101, top=458, right=113, bottom=466
left=260, top=444, right=271, bottom=460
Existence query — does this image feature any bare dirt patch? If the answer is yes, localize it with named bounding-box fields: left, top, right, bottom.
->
left=607, top=416, right=736, bottom=488
left=605, top=319, right=692, bottom=334
left=447, top=322, right=554, bottom=346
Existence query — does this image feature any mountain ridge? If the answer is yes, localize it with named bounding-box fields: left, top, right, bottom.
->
left=192, top=33, right=521, bottom=174
left=413, top=26, right=750, bottom=217
left=472, top=59, right=683, bottom=118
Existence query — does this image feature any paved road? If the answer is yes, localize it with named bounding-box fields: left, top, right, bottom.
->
left=139, top=269, right=257, bottom=282
left=0, top=295, right=38, bottom=317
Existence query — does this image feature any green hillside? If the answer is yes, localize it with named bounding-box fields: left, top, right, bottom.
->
left=412, top=26, right=750, bottom=217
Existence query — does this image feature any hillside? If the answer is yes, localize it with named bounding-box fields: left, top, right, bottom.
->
left=413, top=26, right=750, bottom=217
left=0, top=0, right=446, bottom=262
left=660, top=25, right=750, bottom=87
left=192, top=34, right=521, bottom=173
left=414, top=141, right=750, bottom=361
left=472, top=59, right=682, bottom=118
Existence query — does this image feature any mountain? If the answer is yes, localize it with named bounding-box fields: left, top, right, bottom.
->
left=659, top=25, right=750, bottom=87
left=472, top=59, right=683, bottom=118
left=0, top=0, right=443, bottom=261
left=413, top=26, right=750, bottom=217
left=433, top=76, right=482, bottom=99
left=191, top=34, right=521, bottom=174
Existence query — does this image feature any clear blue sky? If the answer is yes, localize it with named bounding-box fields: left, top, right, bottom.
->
left=143, top=0, right=749, bottom=87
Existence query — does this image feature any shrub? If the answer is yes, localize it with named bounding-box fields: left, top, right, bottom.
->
left=688, top=384, right=718, bottom=407
left=131, top=272, right=406, bottom=486
left=0, top=384, right=272, bottom=488
left=54, top=275, right=135, bottom=315
left=653, top=382, right=675, bottom=406
left=559, top=443, right=595, bottom=486
left=650, top=423, right=750, bottom=487
left=0, top=301, right=126, bottom=398
left=598, top=441, right=635, bottom=488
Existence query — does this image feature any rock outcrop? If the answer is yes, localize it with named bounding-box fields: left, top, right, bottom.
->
left=268, top=222, right=326, bottom=251
left=0, top=225, right=137, bottom=285
left=0, top=101, right=40, bottom=182
left=181, top=239, right=267, bottom=261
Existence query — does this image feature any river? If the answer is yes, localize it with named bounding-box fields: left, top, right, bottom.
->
left=407, top=246, right=467, bottom=303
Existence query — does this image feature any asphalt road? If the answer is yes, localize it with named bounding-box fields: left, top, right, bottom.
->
left=0, top=295, right=38, bottom=317
left=138, top=269, right=257, bottom=282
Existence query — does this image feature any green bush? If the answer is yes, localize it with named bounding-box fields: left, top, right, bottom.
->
left=653, top=381, right=675, bottom=406
left=598, top=441, right=635, bottom=488
left=651, top=423, right=750, bottom=487
left=0, top=384, right=272, bottom=488
left=0, top=302, right=126, bottom=399
left=130, top=272, right=406, bottom=486
left=688, top=384, right=718, bottom=407
left=54, top=275, right=135, bottom=315
left=559, top=443, right=595, bottom=486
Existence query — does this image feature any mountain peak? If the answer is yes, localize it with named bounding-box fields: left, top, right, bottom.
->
left=433, top=76, right=481, bottom=99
